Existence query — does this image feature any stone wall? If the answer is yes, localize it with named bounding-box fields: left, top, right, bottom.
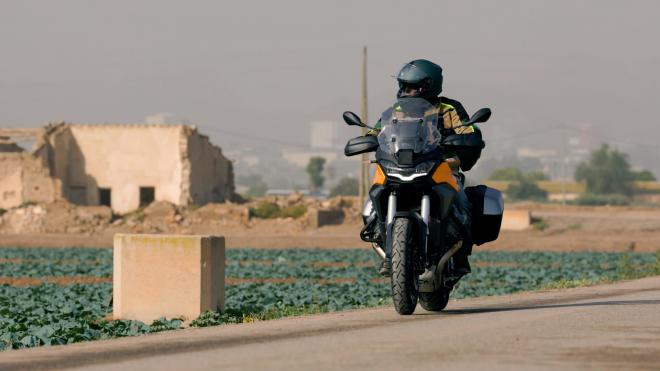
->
left=0, top=154, right=23, bottom=209
left=20, top=153, right=61, bottom=206
left=0, top=152, right=60, bottom=209
left=184, top=127, right=235, bottom=205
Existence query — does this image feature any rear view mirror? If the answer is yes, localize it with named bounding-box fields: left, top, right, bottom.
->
left=343, top=111, right=365, bottom=127
left=465, top=108, right=492, bottom=125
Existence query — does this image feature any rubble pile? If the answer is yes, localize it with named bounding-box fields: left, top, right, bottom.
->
left=0, top=194, right=360, bottom=236
left=0, top=201, right=113, bottom=235
left=0, top=204, right=47, bottom=234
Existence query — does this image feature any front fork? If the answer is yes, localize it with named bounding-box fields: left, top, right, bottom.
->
left=382, top=192, right=431, bottom=266
left=379, top=188, right=461, bottom=292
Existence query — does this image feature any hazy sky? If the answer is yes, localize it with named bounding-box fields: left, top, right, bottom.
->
left=2, top=0, right=659, bottom=171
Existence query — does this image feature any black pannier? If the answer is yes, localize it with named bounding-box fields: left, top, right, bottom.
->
left=465, top=185, right=504, bottom=246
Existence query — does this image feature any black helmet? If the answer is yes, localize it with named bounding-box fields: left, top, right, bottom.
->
left=396, top=59, right=443, bottom=99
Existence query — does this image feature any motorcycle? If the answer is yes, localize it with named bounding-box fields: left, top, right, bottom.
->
left=343, top=98, right=504, bottom=315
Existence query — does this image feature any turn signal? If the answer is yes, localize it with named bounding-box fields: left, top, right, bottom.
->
left=372, top=164, right=386, bottom=185
left=431, top=162, right=459, bottom=191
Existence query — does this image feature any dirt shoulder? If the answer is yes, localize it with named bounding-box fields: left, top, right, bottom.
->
left=1, top=201, right=659, bottom=252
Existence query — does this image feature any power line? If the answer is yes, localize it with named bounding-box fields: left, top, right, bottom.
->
left=200, top=126, right=312, bottom=149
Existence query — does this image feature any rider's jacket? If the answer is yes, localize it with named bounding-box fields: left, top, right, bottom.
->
left=369, top=96, right=484, bottom=171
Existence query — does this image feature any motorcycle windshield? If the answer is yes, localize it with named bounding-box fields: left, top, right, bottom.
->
left=377, top=98, right=441, bottom=156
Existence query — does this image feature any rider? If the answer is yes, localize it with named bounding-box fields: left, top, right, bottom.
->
left=369, top=59, right=485, bottom=278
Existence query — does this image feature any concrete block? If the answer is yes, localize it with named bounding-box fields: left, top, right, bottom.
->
left=113, top=234, right=225, bottom=323
left=306, top=208, right=345, bottom=228
left=501, top=209, right=531, bottom=231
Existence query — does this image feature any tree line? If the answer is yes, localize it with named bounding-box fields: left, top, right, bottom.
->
left=489, top=144, right=656, bottom=204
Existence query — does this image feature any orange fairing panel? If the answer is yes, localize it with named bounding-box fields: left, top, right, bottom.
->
left=432, top=162, right=459, bottom=191
left=373, top=164, right=386, bottom=185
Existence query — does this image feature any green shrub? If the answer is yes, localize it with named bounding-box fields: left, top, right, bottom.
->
left=575, top=144, right=634, bottom=196
left=507, top=177, right=548, bottom=201
left=631, top=170, right=656, bottom=181
left=249, top=201, right=281, bottom=219
left=279, top=204, right=308, bottom=219
left=617, top=252, right=634, bottom=279
left=490, top=168, right=548, bottom=201
left=531, top=217, right=549, bottom=231
left=0, top=208, right=6, bottom=216
left=572, top=193, right=631, bottom=206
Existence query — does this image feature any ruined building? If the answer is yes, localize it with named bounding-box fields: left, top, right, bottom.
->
left=0, top=123, right=234, bottom=213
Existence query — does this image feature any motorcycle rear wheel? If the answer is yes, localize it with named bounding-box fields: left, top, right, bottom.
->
left=391, top=218, right=419, bottom=315
left=419, top=288, right=450, bottom=311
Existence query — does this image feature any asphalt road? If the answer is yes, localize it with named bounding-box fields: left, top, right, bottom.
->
left=2, top=276, right=660, bottom=371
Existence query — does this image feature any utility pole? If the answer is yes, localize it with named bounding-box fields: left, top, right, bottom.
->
left=359, top=46, right=369, bottom=207
left=560, top=126, right=567, bottom=206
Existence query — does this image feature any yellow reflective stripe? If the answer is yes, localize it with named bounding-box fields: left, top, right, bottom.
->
left=440, top=103, right=455, bottom=112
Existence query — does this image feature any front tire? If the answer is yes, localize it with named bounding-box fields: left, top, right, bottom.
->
left=419, top=288, right=450, bottom=311
left=391, top=218, right=418, bottom=315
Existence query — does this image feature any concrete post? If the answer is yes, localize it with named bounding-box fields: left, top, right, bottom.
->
left=113, top=234, right=225, bottom=323
left=501, top=210, right=532, bottom=231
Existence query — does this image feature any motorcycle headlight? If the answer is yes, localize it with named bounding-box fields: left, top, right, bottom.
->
left=380, top=160, right=437, bottom=181
left=413, top=161, right=437, bottom=174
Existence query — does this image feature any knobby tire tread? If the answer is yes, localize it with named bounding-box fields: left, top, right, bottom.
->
left=391, top=218, right=418, bottom=315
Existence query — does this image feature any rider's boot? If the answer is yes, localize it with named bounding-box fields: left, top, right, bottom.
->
left=379, top=258, right=392, bottom=276
left=452, top=250, right=471, bottom=276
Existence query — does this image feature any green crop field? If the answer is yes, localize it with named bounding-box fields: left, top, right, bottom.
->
left=0, top=247, right=658, bottom=350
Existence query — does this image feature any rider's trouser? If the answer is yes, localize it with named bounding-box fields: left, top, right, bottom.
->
left=453, top=175, right=473, bottom=256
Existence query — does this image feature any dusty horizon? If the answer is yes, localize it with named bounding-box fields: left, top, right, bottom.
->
left=2, top=0, right=659, bottom=176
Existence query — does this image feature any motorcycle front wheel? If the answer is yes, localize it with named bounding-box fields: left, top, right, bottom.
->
left=390, top=218, right=419, bottom=315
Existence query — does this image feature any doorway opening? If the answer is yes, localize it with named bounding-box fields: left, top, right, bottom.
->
left=99, top=188, right=111, bottom=207
left=139, top=187, right=155, bottom=207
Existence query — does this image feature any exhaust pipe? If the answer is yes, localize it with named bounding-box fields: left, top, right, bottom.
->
left=372, top=244, right=386, bottom=260
left=419, top=241, right=463, bottom=293
left=434, top=241, right=463, bottom=280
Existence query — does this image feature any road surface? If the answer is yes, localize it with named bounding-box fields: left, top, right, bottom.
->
left=2, top=276, right=659, bottom=370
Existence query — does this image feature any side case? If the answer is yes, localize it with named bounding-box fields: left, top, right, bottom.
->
left=464, top=185, right=504, bottom=245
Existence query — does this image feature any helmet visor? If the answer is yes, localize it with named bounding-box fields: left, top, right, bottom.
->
left=398, top=83, right=425, bottom=98
left=395, top=63, right=428, bottom=84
